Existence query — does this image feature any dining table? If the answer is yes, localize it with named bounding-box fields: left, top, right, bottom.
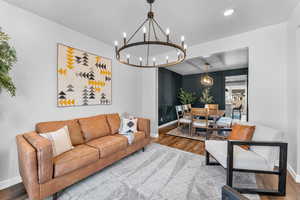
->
left=183, top=108, right=228, bottom=139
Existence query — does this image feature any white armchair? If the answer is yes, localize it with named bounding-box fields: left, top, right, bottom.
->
left=205, top=122, right=287, bottom=196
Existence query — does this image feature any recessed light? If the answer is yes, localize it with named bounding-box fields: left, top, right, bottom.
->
left=224, top=9, right=234, bottom=16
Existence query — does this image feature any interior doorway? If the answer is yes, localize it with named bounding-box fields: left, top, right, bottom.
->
left=225, top=75, right=248, bottom=121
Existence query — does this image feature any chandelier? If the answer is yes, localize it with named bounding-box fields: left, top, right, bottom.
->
left=200, top=63, right=214, bottom=87
left=114, top=0, right=187, bottom=68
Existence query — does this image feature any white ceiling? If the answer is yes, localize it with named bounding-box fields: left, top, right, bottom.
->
left=4, top=0, right=300, bottom=49
left=166, top=48, right=248, bottom=75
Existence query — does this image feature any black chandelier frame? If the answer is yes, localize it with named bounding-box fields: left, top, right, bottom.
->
left=115, top=0, right=187, bottom=68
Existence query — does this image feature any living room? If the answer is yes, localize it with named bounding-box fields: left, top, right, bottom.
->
left=0, top=0, right=300, bottom=200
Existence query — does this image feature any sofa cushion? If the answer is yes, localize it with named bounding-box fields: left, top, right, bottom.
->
left=205, top=140, right=270, bottom=171
left=107, top=113, right=121, bottom=134
left=36, top=119, right=84, bottom=146
left=115, top=131, right=146, bottom=144
left=40, top=126, right=73, bottom=157
left=53, top=144, right=99, bottom=177
left=86, top=135, right=127, bottom=158
left=78, top=115, right=110, bottom=142
left=228, top=124, right=255, bottom=150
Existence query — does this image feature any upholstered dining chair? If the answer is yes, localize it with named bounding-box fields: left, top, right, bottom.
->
left=186, top=104, right=192, bottom=112
left=190, top=108, right=209, bottom=136
left=175, top=105, right=191, bottom=130
left=182, top=104, right=192, bottom=119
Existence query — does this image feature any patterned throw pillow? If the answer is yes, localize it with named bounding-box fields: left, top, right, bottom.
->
left=120, top=117, right=138, bottom=134
left=40, top=126, right=74, bottom=157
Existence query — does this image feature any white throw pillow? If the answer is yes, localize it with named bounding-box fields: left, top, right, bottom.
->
left=120, top=117, right=138, bottom=134
left=40, top=126, right=73, bottom=157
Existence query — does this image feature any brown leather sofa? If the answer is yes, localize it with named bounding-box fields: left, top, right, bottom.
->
left=16, top=113, right=151, bottom=200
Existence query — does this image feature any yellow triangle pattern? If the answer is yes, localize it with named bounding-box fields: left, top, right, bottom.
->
left=66, top=47, right=75, bottom=70
left=95, top=87, right=101, bottom=92
left=96, top=56, right=101, bottom=63
left=100, top=70, right=112, bottom=76
left=88, top=80, right=105, bottom=87
left=59, top=99, right=75, bottom=106
left=58, top=68, right=67, bottom=75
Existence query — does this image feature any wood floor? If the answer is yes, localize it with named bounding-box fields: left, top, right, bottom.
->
left=156, top=124, right=300, bottom=200
left=1, top=124, right=299, bottom=200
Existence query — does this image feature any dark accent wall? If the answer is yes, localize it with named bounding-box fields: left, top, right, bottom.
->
left=158, top=68, right=182, bottom=125
left=181, top=68, right=248, bottom=109
left=158, top=68, right=248, bottom=125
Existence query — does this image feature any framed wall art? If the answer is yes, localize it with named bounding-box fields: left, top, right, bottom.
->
left=57, top=44, right=112, bottom=107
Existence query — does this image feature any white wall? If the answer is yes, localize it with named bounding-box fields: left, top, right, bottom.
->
left=0, top=0, right=142, bottom=188
left=140, top=68, right=159, bottom=137
left=286, top=2, right=300, bottom=180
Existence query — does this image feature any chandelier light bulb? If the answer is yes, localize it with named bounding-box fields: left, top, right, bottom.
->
left=123, top=32, right=127, bottom=45
left=166, top=28, right=170, bottom=35
left=143, top=27, right=147, bottom=33
left=184, top=44, right=187, bottom=50
left=224, top=9, right=235, bottom=16
left=114, top=41, right=118, bottom=46
left=126, top=54, right=130, bottom=59
left=181, top=35, right=185, bottom=47
left=166, top=56, right=169, bottom=63
left=139, top=57, right=143, bottom=61
left=181, top=35, right=185, bottom=42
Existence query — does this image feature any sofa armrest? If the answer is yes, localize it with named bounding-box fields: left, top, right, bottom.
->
left=23, top=131, right=53, bottom=184
left=137, top=118, right=151, bottom=138
left=16, top=134, right=40, bottom=200
left=227, top=140, right=287, bottom=173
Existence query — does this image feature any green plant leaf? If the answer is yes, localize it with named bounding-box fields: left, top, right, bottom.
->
left=0, top=31, right=17, bottom=97
left=178, top=88, right=197, bottom=105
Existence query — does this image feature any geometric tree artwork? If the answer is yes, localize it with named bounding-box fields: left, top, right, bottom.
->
left=57, top=44, right=112, bottom=107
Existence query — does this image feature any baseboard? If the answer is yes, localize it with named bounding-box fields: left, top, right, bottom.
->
left=0, top=176, right=22, bottom=190
left=287, top=164, right=300, bottom=183
left=159, top=120, right=177, bottom=129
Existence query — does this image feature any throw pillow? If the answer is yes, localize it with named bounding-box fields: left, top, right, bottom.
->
left=40, top=126, right=73, bottom=157
left=120, top=117, right=138, bottom=134
left=228, top=124, right=256, bottom=150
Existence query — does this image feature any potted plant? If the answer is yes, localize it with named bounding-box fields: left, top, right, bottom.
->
left=0, top=30, right=17, bottom=96
left=177, top=88, right=197, bottom=105
left=200, top=87, right=214, bottom=104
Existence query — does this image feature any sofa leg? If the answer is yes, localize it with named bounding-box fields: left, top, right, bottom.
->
left=142, top=147, right=145, bottom=152
left=53, top=193, right=58, bottom=200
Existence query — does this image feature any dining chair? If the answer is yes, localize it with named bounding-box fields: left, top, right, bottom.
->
left=175, top=105, right=191, bottom=130
left=182, top=104, right=192, bottom=119
left=190, top=108, right=209, bottom=137
left=182, top=104, right=189, bottom=113
left=187, top=104, right=192, bottom=112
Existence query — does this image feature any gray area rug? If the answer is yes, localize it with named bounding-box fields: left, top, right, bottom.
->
left=49, top=143, right=260, bottom=200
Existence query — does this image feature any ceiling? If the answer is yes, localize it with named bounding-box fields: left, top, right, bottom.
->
left=166, top=48, right=248, bottom=75
left=4, top=0, right=300, bottom=50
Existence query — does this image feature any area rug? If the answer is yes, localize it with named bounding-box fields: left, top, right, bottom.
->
left=166, top=127, right=227, bottom=141
left=48, top=143, right=260, bottom=200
